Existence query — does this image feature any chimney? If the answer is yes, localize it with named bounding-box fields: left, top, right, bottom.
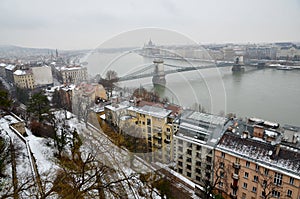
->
left=242, top=131, right=249, bottom=139
left=275, top=144, right=281, bottom=156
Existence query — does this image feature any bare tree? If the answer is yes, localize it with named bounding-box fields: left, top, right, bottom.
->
left=99, top=70, right=119, bottom=99
left=256, top=168, right=283, bottom=199
left=197, top=156, right=232, bottom=199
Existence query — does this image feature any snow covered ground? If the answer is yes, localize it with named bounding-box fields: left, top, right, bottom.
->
left=0, top=110, right=173, bottom=198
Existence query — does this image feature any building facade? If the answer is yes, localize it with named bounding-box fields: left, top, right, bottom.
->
left=13, top=69, right=35, bottom=89
left=173, top=110, right=229, bottom=188
left=215, top=118, right=300, bottom=199
left=104, top=101, right=179, bottom=163
left=57, top=65, right=88, bottom=84
left=5, top=64, right=17, bottom=83
left=31, top=66, right=53, bottom=88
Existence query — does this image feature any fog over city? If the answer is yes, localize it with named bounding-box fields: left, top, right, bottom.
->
left=0, top=0, right=300, bottom=49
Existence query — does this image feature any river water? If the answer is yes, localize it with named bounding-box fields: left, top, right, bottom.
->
left=85, top=52, right=300, bottom=126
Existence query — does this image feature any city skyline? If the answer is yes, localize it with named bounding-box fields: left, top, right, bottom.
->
left=0, top=0, right=300, bottom=50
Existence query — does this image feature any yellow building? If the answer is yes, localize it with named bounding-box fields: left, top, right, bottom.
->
left=126, top=105, right=173, bottom=163
left=104, top=101, right=179, bottom=164
left=13, top=69, right=35, bottom=89
left=215, top=121, right=300, bottom=199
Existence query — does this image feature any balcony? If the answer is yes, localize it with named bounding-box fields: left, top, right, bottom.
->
left=164, top=138, right=171, bottom=144
left=153, top=143, right=162, bottom=149
left=230, top=193, right=237, bottom=199
left=230, top=183, right=238, bottom=190
left=165, top=131, right=171, bottom=136
left=153, top=135, right=162, bottom=140
left=232, top=162, right=241, bottom=169
left=232, top=173, right=239, bottom=180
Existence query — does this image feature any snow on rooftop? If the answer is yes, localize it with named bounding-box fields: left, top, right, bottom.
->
left=218, top=133, right=300, bottom=179
left=180, top=122, right=208, bottom=134
left=265, top=130, right=278, bottom=138
left=188, top=112, right=227, bottom=125
left=13, top=69, right=27, bottom=75
left=128, top=105, right=172, bottom=118
left=105, top=104, right=128, bottom=111
left=5, top=64, right=16, bottom=71
left=58, top=65, right=85, bottom=71
left=0, top=63, right=7, bottom=67
left=3, top=115, right=20, bottom=124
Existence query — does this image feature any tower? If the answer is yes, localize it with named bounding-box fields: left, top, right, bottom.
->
left=152, top=59, right=166, bottom=86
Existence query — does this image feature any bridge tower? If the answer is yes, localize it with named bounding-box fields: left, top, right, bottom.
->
left=152, top=59, right=166, bottom=86
left=232, top=55, right=245, bottom=72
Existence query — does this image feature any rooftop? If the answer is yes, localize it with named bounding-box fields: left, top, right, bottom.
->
left=175, top=110, right=230, bottom=147
left=5, top=64, right=16, bottom=71
left=128, top=105, right=172, bottom=119
left=217, top=131, right=300, bottom=179
left=13, top=69, right=31, bottom=76
left=57, top=65, right=86, bottom=71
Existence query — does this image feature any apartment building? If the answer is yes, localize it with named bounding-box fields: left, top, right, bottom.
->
left=215, top=118, right=300, bottom=199
left=5, top=64, right=17, bottom=83
left=13, top=69, right=35, bottom=89
left=57, top=65, right=87, bottom=84
left=173, top=110, right=230, bottom=188
left=104, top=101, right=180, bottom=163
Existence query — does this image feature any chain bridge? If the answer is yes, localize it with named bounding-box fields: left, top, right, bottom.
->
left=118, top=59, right=231, bottom=85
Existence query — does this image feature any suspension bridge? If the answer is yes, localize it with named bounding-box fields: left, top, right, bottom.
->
left=118, top=59, right=232, bottom=85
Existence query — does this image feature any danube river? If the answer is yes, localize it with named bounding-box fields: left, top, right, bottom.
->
left=85, top=52, right=300, bottom=126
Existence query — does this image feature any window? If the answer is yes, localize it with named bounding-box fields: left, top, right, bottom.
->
left=196, top=145, right=201, bottom=151
left=187, top=149, right=192, bottom=155
left=262, top=180, right=267, bottom=188
left=254, top=175, right=258, bottom=182
left=206, top=156, right=212, bottom=162
left=178, top=168, right=182, bottom=173
left=187, top=172, right=191, bottom=177
left=196, top=161, right=201, bottom=167
left=178, top=140, right=183, bottom=145
left=196, top=152, right=201, bottom=158
left=244, top=172, right=249, bottom=179
left=220, top=162, right=224, bottom=168
left=246, top=161, right=250, bottom=168
left=264, top=168, right=269, bottom=176
left=243, top=182, right=248, bottom=189
left=274, top=172, right=283, bottom=186
left=241, top=193, right=246, bottom=199
left=147, top=119, right=151, bottom=125
left=290, top=177, right=294, bottom=185
left=178, top=146, right=183, bottom=152
left=272, top=190, right=280, bottom=198
left=196, top=176, right=201, bottom=182
left=287, top=190, right=292, bottom=197
left=196, top=168, right=201, bottom=174
left=167, top=128, right=170, bottom=132
left=178, top=161, right=182, bottom=167
left=252, top=187, right=257, bottom=193
left=187, top=158, right=192, bottom=163
left=206, top=165, right=211, bottom=170
left=220, top=171, right=225, bottom=178
left=221, top=152, right=225, bottom=158
left=255, top=164, right=259, bottom=171
left=187, top=165, right=191, bottom=170
left=218, top=181, right=223, bottom=187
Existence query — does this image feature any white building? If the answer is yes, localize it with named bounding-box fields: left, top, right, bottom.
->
left=32, top=65, right=53, bottom=87
left=173, top=110, right=230, bottom=186
left=57, top=65, right=87, bottom=84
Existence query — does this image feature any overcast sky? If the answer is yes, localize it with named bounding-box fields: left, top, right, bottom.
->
left=0, top=0, right=299, bottom=50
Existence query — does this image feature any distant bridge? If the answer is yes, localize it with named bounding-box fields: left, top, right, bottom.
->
left=118, top=59, right=232, bottom=85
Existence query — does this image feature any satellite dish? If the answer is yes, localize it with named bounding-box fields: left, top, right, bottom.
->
left=268, top=150, right=273, bottom=156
